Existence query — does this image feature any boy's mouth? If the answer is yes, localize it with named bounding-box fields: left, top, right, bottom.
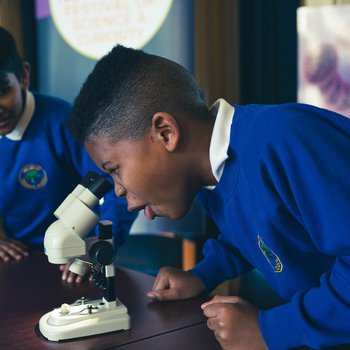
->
left=0, top=112, right=12, bottom=123
left=0, top=117, right=11, bottom=128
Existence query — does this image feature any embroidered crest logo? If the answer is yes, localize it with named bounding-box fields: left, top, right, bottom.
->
left=19, top=164, right=48, bottom=189
left=258, top=235, right=283, bottom=273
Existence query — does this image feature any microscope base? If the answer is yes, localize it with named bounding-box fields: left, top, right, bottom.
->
left=39, top=298, right=130, bottom=341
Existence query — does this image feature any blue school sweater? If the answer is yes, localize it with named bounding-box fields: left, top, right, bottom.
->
left=0, top=93, right=136, bottom=247
left=192, top=103, right=350, bottom=349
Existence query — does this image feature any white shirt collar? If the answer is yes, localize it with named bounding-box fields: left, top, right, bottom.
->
left=0, top=90, right=35, bottom=141
left=205, top=98, right=234, bottom=190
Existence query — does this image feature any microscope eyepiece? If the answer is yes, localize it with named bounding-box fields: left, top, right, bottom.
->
left=80, top=171, right=113, bottom=199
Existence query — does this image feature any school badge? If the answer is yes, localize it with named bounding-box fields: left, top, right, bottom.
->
left=19, top=164, right=48, bottom=189
left=258, top=235, right=283, bottom=273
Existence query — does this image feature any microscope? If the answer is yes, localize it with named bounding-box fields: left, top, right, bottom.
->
left=39, top=171, right=130, bottom=341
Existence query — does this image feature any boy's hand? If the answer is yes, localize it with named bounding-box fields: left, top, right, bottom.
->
left=201, top=295, right=268, bottom=350
left=0, top=237, right=29, bottom=262
left=59, top=263, right=92, bottom=284
left=146, top=266, right=205, bottom=301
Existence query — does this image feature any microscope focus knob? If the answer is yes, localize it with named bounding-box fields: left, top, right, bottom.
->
left=89, top=241, right=115, bottom=265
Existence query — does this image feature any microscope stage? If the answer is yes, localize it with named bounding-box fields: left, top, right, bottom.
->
left=39, top=298, right=130, bottom=341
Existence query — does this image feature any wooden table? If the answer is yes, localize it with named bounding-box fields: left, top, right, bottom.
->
left=0, top=250, right=220, bottom=350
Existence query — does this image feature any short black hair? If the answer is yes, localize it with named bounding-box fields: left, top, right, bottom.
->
left=68, top=45, right=208, bottom=145
left=0, top=27, right=23, bottom=85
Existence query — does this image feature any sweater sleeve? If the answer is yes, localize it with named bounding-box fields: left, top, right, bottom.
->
left=248, top=104, right=350, bottom=349
left=190, top=193, right=253, bottom=292
left=190, top=236, right=253, bottom=292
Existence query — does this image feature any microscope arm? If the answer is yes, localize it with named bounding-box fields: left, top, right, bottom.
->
left=39, top=174, right=131, bottom=341
left=89, top=222, right=116, bottom=303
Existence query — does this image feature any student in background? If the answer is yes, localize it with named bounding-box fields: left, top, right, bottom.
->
left=68, top=44, right=350, bottom=349
left=0, top=27, right=136, bottom=283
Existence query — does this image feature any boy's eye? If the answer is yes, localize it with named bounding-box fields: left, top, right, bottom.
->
left=107, top=167, right=119, bottom=176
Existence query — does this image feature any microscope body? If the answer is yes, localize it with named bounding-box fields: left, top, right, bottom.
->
left=44, top=172, right=104, bottom=264
left=39, top=171, right=130, bottom=341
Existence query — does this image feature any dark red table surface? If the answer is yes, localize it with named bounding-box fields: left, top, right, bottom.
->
left=2, top=251, right=348, bottom=350
left=0, top=250, right=214, bottom=350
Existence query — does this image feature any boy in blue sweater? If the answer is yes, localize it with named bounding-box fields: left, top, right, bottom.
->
left=68, top=45, right=350, bottom=349
left=0, top=28, right=136, bottom=283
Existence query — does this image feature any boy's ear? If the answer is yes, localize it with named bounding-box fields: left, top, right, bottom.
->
left=151, top=112, right=180, bottom=152
left=21, top=62, right=31, bottom=89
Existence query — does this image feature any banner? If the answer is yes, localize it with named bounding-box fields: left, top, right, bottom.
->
left=298, top=5, right=350, bottom=118
left=35, top=0, right=194, bottom=103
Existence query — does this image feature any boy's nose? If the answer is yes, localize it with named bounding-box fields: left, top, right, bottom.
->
left=114, top=183, right=126, bottom=198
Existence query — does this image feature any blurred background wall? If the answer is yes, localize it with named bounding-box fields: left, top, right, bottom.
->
left=0, top=0, right=302, bottom=106
left=1, top=0, right=348, bottom=107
